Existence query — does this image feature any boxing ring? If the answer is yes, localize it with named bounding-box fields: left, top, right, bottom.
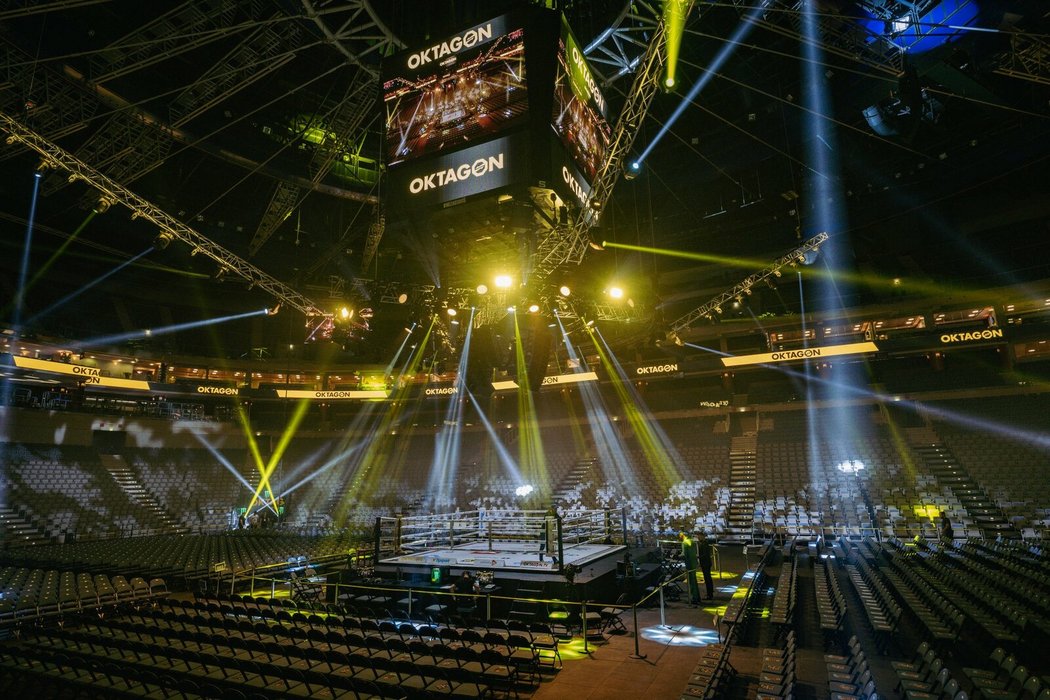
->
left=373, top=509, right=627, bottom=583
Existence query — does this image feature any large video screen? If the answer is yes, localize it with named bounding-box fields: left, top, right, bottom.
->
left=388, top=132, right=528, bottom=209
left=383, top=16, right=528, bottom=167
left=551, top=18, right=611, bottom=185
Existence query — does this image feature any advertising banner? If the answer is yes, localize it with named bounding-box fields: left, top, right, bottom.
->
left=720, top=341, right=880, bottom=367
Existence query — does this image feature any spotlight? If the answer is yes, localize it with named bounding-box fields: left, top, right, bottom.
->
left=215, top=266, right=229, bottom=282
left=446, top=308, right=457, bottom=317
left=93, top=197, right=114, bottom=214
left=476, top=284, right=488, bottom=295
left=397, top=293, right=409, bottom=304
left=665, top=77, right=675, bottom=88
left=340, top=307, right=352, bottom=320
left=34, top=159, right=53, bottom=177
left=266, top=303, right=281, bottom=316
left=608, top=286, right=624, bottom=299
left=527, top=303, right=540, bottom=313
left=589, top=239, right=605, bottom=251
left=154, top=232, right=174, bottom=250
left=625, top=161, right=641, bottom=181
left=585, top=319, right=595, bottom=327
left=559, top=285, right=571, bottom=297
left=494, top=275, right=512, bottom=288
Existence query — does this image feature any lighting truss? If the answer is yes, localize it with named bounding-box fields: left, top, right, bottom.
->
left=667, top=232, right=829, bottom=337
left=0, top=111, right=327, bottom=317
left=250, top=79, right=379, bottom=255
left=995, top=31, right=1050, bottom=87
left=727, top=0, right=902, bottom=75
left=532, top=1, right=695, bottom=282
left=555, top=301, right=640, bottom=323
left=300, top=0, right=406, bottom=78
left=583, top=0, right=662, bottom=86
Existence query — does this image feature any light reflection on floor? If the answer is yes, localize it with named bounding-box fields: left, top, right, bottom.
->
left=640, top=624, right=722, bottom=647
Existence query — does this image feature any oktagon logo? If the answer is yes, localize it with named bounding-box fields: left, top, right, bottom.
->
left=409, top=154, right=504, bottom=194
left=407, top=24, right=493, bottom=69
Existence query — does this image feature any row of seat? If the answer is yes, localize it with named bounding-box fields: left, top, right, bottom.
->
left=158, top=596, right=563, bottom=671
left=814, top=559, right=846, bottom=641
left=757, top=630, right=796, bottom=700
left=826, top=634, right=876, bottom=700
left=844, top=556, right=900, bottom=648
left=769, top=555, right=797, bottom=627
left=0, top=566, right=166, bottom=624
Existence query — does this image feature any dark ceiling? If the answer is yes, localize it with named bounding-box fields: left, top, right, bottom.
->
left=1, top=0, right=1048, bottom=364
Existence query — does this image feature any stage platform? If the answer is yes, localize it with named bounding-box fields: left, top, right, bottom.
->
left=376, top=540, right=626, bottom=583
left=374, top=509, right=628, bottom=584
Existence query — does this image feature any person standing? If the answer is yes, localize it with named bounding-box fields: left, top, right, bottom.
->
left=679, top=532, right=701, bottom=605
left=940, top=516, right=954, bottom=545
left=697, top=531, right=715, bottom=600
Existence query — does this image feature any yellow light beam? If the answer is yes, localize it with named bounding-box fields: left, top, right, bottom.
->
left=663, top=0, right=690, bottom=88
left=603, top=240, right=1003, bottom=301
left=246, top=399, right=312, bottom=513
left=237, top=403, right=279, bottom=513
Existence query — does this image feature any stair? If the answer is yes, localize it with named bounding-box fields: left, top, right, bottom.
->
left=552, top=458, right=596, bottom=505
left=724, top=435, right=757, bottom=543
left=508, top=583, right=546, bottom=623
left=908, top=441, right=1019, bottom=540
left=0, top=506, right=49, bottom=547
left=99, top=453, right=186, bottom=534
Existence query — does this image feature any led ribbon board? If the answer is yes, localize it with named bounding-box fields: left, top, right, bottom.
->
left=492, top=370, right=599, bottom=391
left=720, top=341, right=880, bottom=367
left=12, top=356, right=151, bottom=390
left=276, top=389, right=389, bottom=400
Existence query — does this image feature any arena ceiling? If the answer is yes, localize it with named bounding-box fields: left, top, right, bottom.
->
left=1, top=0, right=1048, bottom=365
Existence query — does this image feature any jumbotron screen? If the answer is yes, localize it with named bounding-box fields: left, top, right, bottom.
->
left=551, top=18, right=611, bottom=185
left=383, top=16, right=528, bottom=167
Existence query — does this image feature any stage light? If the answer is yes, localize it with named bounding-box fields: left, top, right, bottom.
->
left=559, top=285, right=571, bottom=297
left=446, top=308, right=457, bottom=317
left=527, top=303, right=540, bottom=313
left=154, top=232, right=174, bottom=250
left=608, top=286, right=624, bottom=299
left=589, top=240, right=605, bottom=251
left=476, top=284, right=488, bottom=295
left=495, top=275, right=512, bottom=288
left=93, top=197, right=114, bottom=214
left=514, top=484, right=534, bottom=497
left=340, top=307, right=352, bottom=320
left=585, top=319, right=595, bottom=327
left=397, top=293, right=409, bottom=304
left=267, top=303, right=281, bottom=316
left=665, top=77, right=675, bottom=88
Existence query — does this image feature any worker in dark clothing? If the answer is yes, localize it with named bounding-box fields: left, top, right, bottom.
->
left=697, top=531, right=715, bottom=600
left=679, top=532, right=701, bottom=605
left=940, top=516, right=954, bottom=545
